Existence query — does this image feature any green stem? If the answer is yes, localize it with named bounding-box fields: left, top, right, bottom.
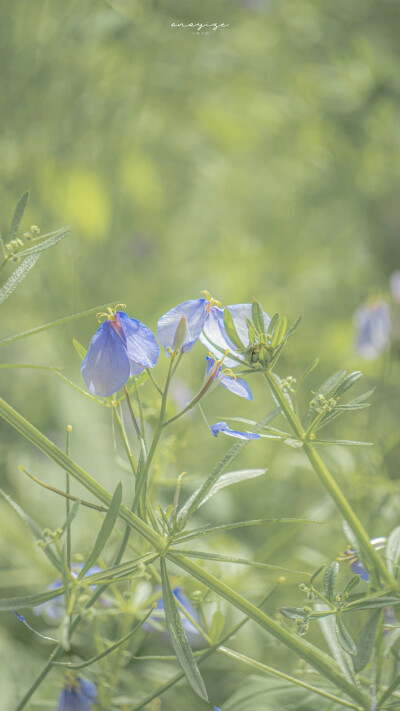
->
left=65, top=426, right=72, bottom=575
left=263, top=371, right=395, bottom=589
left=219, top=646, right=363, bottom=711
left=168, top=551, right=368, bottom=708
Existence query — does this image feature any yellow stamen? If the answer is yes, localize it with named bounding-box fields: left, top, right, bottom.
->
left=201, top=290, right=222, bottom=309
left=96, top=304, right=126, bottom=323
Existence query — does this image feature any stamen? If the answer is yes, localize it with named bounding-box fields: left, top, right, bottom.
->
left=201, top=290, right=222, bottom=309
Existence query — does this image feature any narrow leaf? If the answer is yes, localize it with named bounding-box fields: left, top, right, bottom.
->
left=179, top=469, right=267, bottom=518
left=317, top=606, right=355, bottom=683
left=160, top=558, right=208, bottom=701
left=353, top=610, right=382, bottom=672
left=174, top=550, right=308, bottom=576
left=347, top=596, right=400, bottom=611
left=386, top=526, right=400, bottom=578
left=336, top=616, right=357, bottom=656
left=324, top=562, right=339, bottom=602
left=280, top=607, right=308, bottom=620
left=223, top=307, right=245, bottom=351
left=73, top=337, right=87, bottom=361
left=78, top=482, right=122, bottom=578
left=0, top=254, right=40, bottom=307
left=0, top=489, right=62, bottom=572
left=9, top=191, right=29, bottom=239
left=17, top=227, right=70, bottom=258
left=251, top=299, right=265, bottom=335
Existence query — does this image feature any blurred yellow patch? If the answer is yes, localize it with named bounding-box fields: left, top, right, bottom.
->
left=120, top=152, right=164, bottom=212
left=41, top=165, right=111, bottom=242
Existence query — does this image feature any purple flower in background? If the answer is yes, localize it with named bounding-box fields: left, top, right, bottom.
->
left=390, top=271, right=400, bottom=302
left=354, top=299, right=391, bottom=359
left=157, top=291, right=223, bottom=355
left=57, top=677, right=96, bottom=711
left=338, top=537, right=386, bottom=582
left=210, top=422, right=261, bottom=440
left=34, top=565, right=103, bottom=620
left=205, top=355, right=253, bottom=400
left=82, top=306, right=159, bottom=397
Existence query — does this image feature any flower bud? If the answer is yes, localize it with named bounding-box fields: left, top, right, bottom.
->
left=172, top=315, right=188, bottom=353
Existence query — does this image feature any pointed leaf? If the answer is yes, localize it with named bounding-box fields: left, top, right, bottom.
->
left=17, top=227, right=70, bottom=258
left=386, top=526, right=400, bottom=578
left=0, top=254, right=40, bottom=307
left=9, top=191, right=29, bottom=239
left=251, top=299, right=265, bottom=335
left=73, top=338, right=88, bottom=361
left=353, top=610, right=382, bottom=672
left=324, top=562, right=339, bottom=602
left=223, top=307, right=245, bottom=351
left=160, top=558, right=208, bottom=701
left=335, top=616, right=357, bottom=656
left=179, top=469, right=267, bottom=518
left=78, top=482, right=122, bottom=578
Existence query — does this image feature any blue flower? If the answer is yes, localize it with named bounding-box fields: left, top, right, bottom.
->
left=82, top=307, right=159, bottom=397
left=354, top=299, right=391, bottom=360
left=210, top=422, right=261, bottom=440
left=338, top=537, right=386, bottom=582
left=205, top=355, right=252, bottom=400
left=158, top=292, right=223, bottom=355
left=57, top=677, right=96, bottom=711
left=34, top=565, right=103, bottom=620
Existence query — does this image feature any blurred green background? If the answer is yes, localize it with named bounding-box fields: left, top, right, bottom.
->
left=1, top=0, right=400, bottom=708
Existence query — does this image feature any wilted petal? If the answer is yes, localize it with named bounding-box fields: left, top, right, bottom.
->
left=354, top=300, right=391, bottom=359
left=81, top=321, right=130, bottom=397
left=210, top=421, right=260, bottom=440
left=222, top=303, right=270, bottom=350
left=117, top=312, right=160, bottom=371
left=200, top=306, right=239, bottom=366
left=219, top=374, right=253, bottom=400
left=158, top=298, right=208, bottom=353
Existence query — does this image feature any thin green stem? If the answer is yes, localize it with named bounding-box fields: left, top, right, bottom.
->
left=65, top=426, right=72, bottom=575
left=263, top=371, right=395, bottom=589
left=133, top=376, right=146, bottom=447
left=124, top=386, right=142, bottom=441
left=146, top=367, right=163, bottom=396
left=219, top=647, right=364, bottom=711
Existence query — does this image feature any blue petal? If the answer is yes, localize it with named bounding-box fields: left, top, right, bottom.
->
left=350, top=559, right=369, bottom=582
left=354, top=300, right=391, bottom=360
left=200, top=305, right=239, bottom=366
left=222, top=303, right=270, bottom=350
left=57, top=684, right=94, bottom=711
left=219, top=374, right=253, bottom=400
left=79, top=679, right=97, bottom=703
left=81, top=321, right=130, bottom=397
left=158, top=299, right=208, bottom=353
left=210, top=421, right=260, bottom=440
left=117, top=312, right=160, bottom=372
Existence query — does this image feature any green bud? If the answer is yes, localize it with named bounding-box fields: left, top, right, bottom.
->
left=172, top=316, right=188, bottom=352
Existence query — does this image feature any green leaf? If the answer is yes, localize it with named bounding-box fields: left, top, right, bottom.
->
left=317, top=607, right=355, bottom=683
left=0, top=254, right=40, bottom=307
left=324, top=562, right=339, bottom=602
left=313, top=439, right=373, bottom=447
left=266, top=312, right=280, bottom=340
left=386, top=526, right=400, bottom=578
left=78, top=482, right=122, bottom=579
left=179, top=468, right=267, bottom=518
left=0, top=489, right=62, bottom=572
left=9, top=191, right=29, bottom=239
left=0, top=301, right=119, bottom=350
left=175, top=517, right=321, bottom=545
left=335, top=616, right=357, bottom=656
left=270, top=315, right=287, bottom=349
left=0, top=586, right=67, bottom=612
left=347, top=596, right=400, bottom=611
left=174, top=550, right=308, bottom=576
left=335, top=371, right=363, bottom=398
left=280, top=607, right=308, bottom=620
left=317, top=371, right=347, bottom=398
left=17, top=226, right=70, bottom=258
left=160, top=558, right=208, bottom=701
left=251, top=299, right=266, bottom=335
left=73, top=337, right=88, bottom=361
left=223, top=307, right=245, bottom=351
left=353, top=610, right=382, bottom=672
left=210, top=610, right=225, bottom=642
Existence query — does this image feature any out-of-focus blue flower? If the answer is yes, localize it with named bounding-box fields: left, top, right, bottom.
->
left=390, top=271, right=400, bottom=302
left=214, top=707, right=222, bottom=711
left=158, top=292, right=223, bottom=355
left=205, top=356, right=252, bottom=400
left=210, top=422, right=261, bottom=440
left=82, top=307, right=159, bottom=397
left=353, top=299, right=391, bottom=360
left=34, top=565, right=103, bottom=620
left=145, top=586, right=200, bottom=639
left=338, top=537, right=386, bottom=582
left=57, top=677, right=96, bottom=711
